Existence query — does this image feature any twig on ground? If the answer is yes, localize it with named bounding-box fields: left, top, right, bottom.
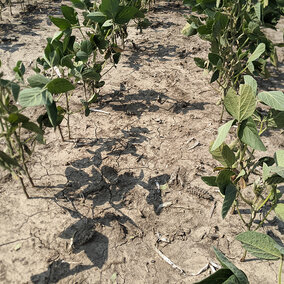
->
left=89, top=108, right=110, bottom=114
left=154, top=246, right=185, bottom=274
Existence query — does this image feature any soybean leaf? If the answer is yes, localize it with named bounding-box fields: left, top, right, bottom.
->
left=201, top=176, right=218, bottom=187
left=0, top=150, right=20, bottom=167
left=99, top=0, right=120, bottom=19
left=258, top=91, right=284, bottom=111
left=262, top=162, right=270, bottom=181
left=238, top=118, right=266, bottom=151
left=70, top=0, right=85, bottom=9
left=61, top=55, right=74, bottom=69
left=216, top=169, right=235, bottom=194
left=210, top=70, right=219, bottom=83
left=268, top=110, right=284, bottom=128
left=49, top=16, right=71, bottom=30
left=46, top=101, right=57, bottom=127
left=102, top=19, right=113, bottom=27
left=244, top=75, right=257, bottom=95
left=236, top=231, right=281, bottom=260
left=208, top=53, right=222, bottom=65
left=81, top=40, right=93, bottom=55
left=46, top=78, right=75, bottom=94
left=115, top=6, right=139, bottom=24
left=61, top=5, right=78, bottom=25
left=270, top=166, right=284, bottom=178
left=274, top=243, right=284, bottom=256
left=213, top=247, right=249, bottom=284
left=76, top=50, right=88, bottom=62
left=87, top=11, right=107, bottom=23
left=8, top=113, right=29, bottom=124
left=194, top=268, right=233, bottom=283
left=194, top=57, right=206, bottom=68
left=27, top=74, right=50, bottom=88
left=210, top=143, right=236, bottom=168
left=247, top=43, right=266, bottom=63
left=19, top=88, right=53, bottom=107
left=11, top=83, right=20, bottom=101
left=274, top=204, right=284, bottom=222
left=211, top=119, right=234, bottom=151
left=222, top=184, right=236, bottom=219
left=22, top=122, right=43, bottom=135
left=275, top=150, right=284, bottom=167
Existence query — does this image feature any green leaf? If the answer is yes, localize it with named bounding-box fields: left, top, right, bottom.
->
left=238, top=118, right=266, bottom=151
left=222, top=184, right=236, bottom=219
left=99, top=0, right=120, bottom=19
left=244, top=75, right=257, bottom=95
left=269, top=166, right=284, bottom=178
left=262, top=162, right=270, bottom=181
left=258, top=91, right=284, bottom=111
left=0, top=150, right=20, bottom=168
left=210, top=70, right=219, bottom=83
left=46, top=101, right=57, bottom=127
left=49, top=16, right=71, bottom=30
left=87, top=11, right=107, bottom=23
left=268, top=110, right=284, bottom=128
left=181, top=23, right=197, bottom=36
left=210, top=143, right=236, bottom=168
left=18, top=88, right=53, bottom=107
left=102, top=19, right=113, bottom=27
left=216, top=169, right=235, bottom=195
left=61, top=55, right=74, bottom=69
left=81, top=40, right=93, bottom=55
left=76, top=50, right=89, bottom=62
left=247, top=43, right=266, bottom=63
left=8, top=113, right=29, bottom=124
left=208, top=53, right=222, bottom=65
left=61, top=5, right=78, bottom=25
left=274, top=203, right=284, bottom=222
left=194, top=57, right=206, bottom=68
left=194, top=268, right=233, bottom=284
left=115, top=6, right=139, bottom=24
left=211, top=119, right=234, bottom=151
left=46, top=78, right=75, bottom=94
left=22, top=122, right=43, bottom=135
left=201, top=176, right=218, bottom=187
left=70, top=0, right=85, bottom=9
left=213, top=247, right=249, bottom=284
left=11, top=83, right=20, bottom=101
left=275, top=150, right=284, bottom=167
left=236, top=231, right=281, bottom=260
left=27, top=74, right=50, bottom=88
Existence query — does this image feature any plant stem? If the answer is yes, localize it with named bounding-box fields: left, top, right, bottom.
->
left=18, top=175, right=30, bottom=199
left=14, top=132, right=34, bottom=187
left=58, top=125, right=64, bottom=142
left=279, top=255, right=283, bottom=284
left=65, top=93, right=71, bottom=139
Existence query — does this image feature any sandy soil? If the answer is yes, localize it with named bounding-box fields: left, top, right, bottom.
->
left=0, top=1, right=284, bottom=283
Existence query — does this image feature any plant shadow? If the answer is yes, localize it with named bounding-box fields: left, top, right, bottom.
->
left=31, top=126, right=170, bottom=282
left=98, top=89, right=208, bottom=117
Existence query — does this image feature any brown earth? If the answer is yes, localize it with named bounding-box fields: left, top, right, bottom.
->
left=0, top=1, right=284, bottom=283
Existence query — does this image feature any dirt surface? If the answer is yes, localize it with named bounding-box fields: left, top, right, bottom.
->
left=0, top=1, right=284, bottom=283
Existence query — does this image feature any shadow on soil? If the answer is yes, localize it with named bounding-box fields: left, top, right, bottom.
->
left=31, top=126, right=170, bottom=283
left=98, top=89, right=208, bottom=117
left=0, top=1, right=61, bottom=52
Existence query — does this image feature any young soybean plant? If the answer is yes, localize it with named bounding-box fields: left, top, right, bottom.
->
left=0, top=60, right=44, bottom=198
left=27, top=0, right=147, bottom=139
left=182, top=0, right=283, bottom=117
left=195, top=239, right=284, bottom=284
left=202, top=75, right=284, bottom=241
